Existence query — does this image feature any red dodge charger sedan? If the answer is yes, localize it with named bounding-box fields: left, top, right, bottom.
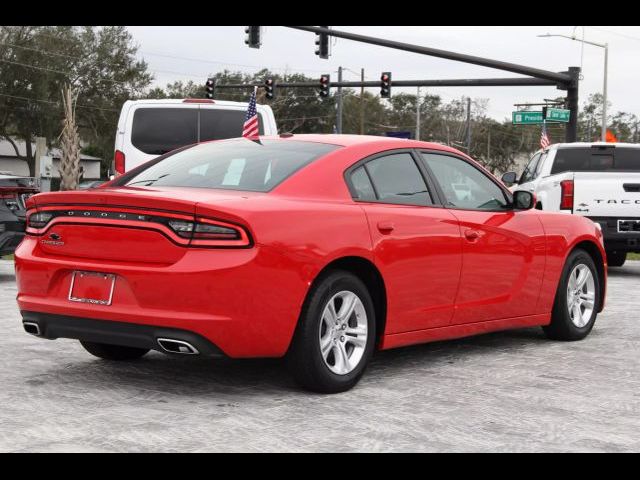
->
left=16, top=135, right=606, bottom=393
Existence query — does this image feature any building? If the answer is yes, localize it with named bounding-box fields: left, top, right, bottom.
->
left=0, top=138, right=102, bottom=179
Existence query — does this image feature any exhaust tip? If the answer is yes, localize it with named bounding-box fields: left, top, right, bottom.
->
left=157, top=338, right=199, bottom=355
left=23, top=322, right=42, bottom=337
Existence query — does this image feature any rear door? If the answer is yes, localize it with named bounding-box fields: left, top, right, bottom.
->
left=420, top=151, right=546, bottom=324
left=346, top=150, right=462, bottom=333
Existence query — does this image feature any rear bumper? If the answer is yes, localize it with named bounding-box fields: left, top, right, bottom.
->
left=588, top=217, right=640, bottom=252
left=21, top=311, right=225, bottom=357
left=14, top=236, right=310, bottom=358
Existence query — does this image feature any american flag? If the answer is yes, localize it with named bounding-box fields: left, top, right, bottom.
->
left=540, top=122, right=551, bottom=149
left=242, top=88, right=259, bottom=139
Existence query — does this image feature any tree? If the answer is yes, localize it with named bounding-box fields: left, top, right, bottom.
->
left=0, top=26, right=151, bottom=176
left=58, top=85, right=81, bottom=190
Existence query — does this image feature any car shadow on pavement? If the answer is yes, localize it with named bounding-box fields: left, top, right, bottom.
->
left=0, top=273, right=15, bottom=283
left=607, top=266, right=639, bottom=278
left=33, top=327, right=547, bottom=397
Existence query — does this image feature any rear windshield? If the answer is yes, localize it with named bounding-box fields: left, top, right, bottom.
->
left=121, top=139, right=339, bottom=192
left=131, top=107, right=265, bottom=155
left=551, top=147, right=640, bottom=174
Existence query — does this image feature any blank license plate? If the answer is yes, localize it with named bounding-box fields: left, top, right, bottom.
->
left=68, top=271, right=116, bottom=306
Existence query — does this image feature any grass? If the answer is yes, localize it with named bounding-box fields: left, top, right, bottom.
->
left=1, top=254, right=14, bottom=260
left=628, top=252, right=640, bottom=261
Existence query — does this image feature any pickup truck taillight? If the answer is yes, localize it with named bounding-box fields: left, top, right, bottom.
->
left=560, top=180, right=574, bottom=211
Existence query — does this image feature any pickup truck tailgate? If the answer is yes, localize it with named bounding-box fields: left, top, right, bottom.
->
left=573, top=172, right=640, bottom=217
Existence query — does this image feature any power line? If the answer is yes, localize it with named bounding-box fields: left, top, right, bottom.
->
left=0, top=92, right=119, bottom=112
left=0, top=58, right=126, bottom=85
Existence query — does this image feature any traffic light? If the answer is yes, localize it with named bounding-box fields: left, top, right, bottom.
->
left=264, top=78, right=275, bottom=100
left=315, top=26, right=330, bottom=59
left=380, top=72, right=392, bottom=98
left=319, top=74, right=330, bottom=98
left=244, top=26, right=261, bottom=49
left=205, top=78, right=215, bottom=99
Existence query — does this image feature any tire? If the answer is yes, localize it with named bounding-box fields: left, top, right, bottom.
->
left=543, top=248, right=600, bottom=341
left=606, top=250, right=626, bottom=267
left=80, top=341, right=149, bottom=361
left=287, top=270, right=376, bottom=393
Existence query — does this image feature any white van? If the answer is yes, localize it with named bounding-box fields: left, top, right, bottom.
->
left=113, top=99, right=278, bottom=174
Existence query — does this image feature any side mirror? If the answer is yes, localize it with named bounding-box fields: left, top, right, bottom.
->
left=513, top=190, right=536, bottom=210
left=501, top=171, right=518, bottom=186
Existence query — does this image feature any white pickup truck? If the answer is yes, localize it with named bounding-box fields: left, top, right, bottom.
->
left=502, top=142, right=640, bottom=267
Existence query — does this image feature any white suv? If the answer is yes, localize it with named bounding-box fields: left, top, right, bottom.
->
left=503, top=142, right=640, bottom=267
left=113, top=99, right=278, bottom=174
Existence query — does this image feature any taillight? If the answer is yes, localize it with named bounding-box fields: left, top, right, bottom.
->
left=167, top=218, right=250, bottom=247
left=560, top=180, right=574, bottom=210
left=114, top=150, right=125, bottom=176
left=27, top=212, right=53, bottom=229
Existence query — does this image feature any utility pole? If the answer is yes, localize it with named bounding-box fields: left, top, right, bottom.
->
left=602, top=43, right=609, bottom=141
left=360, top=68, right=365, bottom=135
left=466, top=97, right=472, bottom=153
left=336, top=66, right=343, bottom=134
left=487, top=129, right=491, bottom=163
left=416, top=87, right=421, bottom=141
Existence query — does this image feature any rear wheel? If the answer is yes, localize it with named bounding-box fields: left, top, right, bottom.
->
left=287, top=270, right=376, bottom=393
left=80, top=341, right=149, bottom=361
left=606, top=250, right=626, bottom=267
left=543, top=249, right=600, bottom=341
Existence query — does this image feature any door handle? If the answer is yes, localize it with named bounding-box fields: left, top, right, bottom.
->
left=377, top=221, right=395, bottom=233
left=464, top=229, right=480, bottom=241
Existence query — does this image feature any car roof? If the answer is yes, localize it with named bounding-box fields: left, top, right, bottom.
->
left=258, top=134, right=468, bottom=154
left=549, top=142, right=640, bottom=150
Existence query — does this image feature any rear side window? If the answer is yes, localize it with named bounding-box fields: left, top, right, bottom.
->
left=363, top=153, right=432, bottom=206
left=550, top=147, right=640, bottom=174
left=132, top=108, right=198, bottom=155
left=200, top=109, right=264, bottom=142
left=350, top=166, right=376, bottom=201
left=122, top=139, right=339, bottom=192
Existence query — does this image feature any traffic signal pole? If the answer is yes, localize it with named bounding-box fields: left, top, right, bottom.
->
left=282, top=26, right=580, bottom=142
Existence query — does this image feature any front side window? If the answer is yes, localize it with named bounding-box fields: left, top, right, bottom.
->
left=122, top=139, right=339, bottom=192
left=360, top=153, right=432, bottom=206
left=421, top=153, right=509, bottom=210
left=520, top=153, right=541, bottom=184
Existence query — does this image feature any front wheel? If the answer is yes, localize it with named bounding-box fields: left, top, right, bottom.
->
left=287, top=270, right=376, bottom=393
left=543, top=249, right=600, bottom=341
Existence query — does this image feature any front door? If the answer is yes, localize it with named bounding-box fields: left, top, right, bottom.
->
left=420, top=152, right=546, bottom=324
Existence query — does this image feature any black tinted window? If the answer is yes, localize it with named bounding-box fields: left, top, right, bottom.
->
left=132, top=108, right=198, bottom=155
left=549, top=147, right=637, bottom=174
left=122, top=139, right=339, bottom=192
left=350, top=166, right=376, bottom=201
left=200, top=109, right=264, bottom=142
left=364, top=153, right=431, bottom=206
left=613, top=148, right=640, bottom=171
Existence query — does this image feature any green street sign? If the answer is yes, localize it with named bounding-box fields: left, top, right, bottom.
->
left=545, top=107, right=571, bottom=123
left=512, top=108, right=571, bottom=125
left=512, top=111, right=543, bottom=125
